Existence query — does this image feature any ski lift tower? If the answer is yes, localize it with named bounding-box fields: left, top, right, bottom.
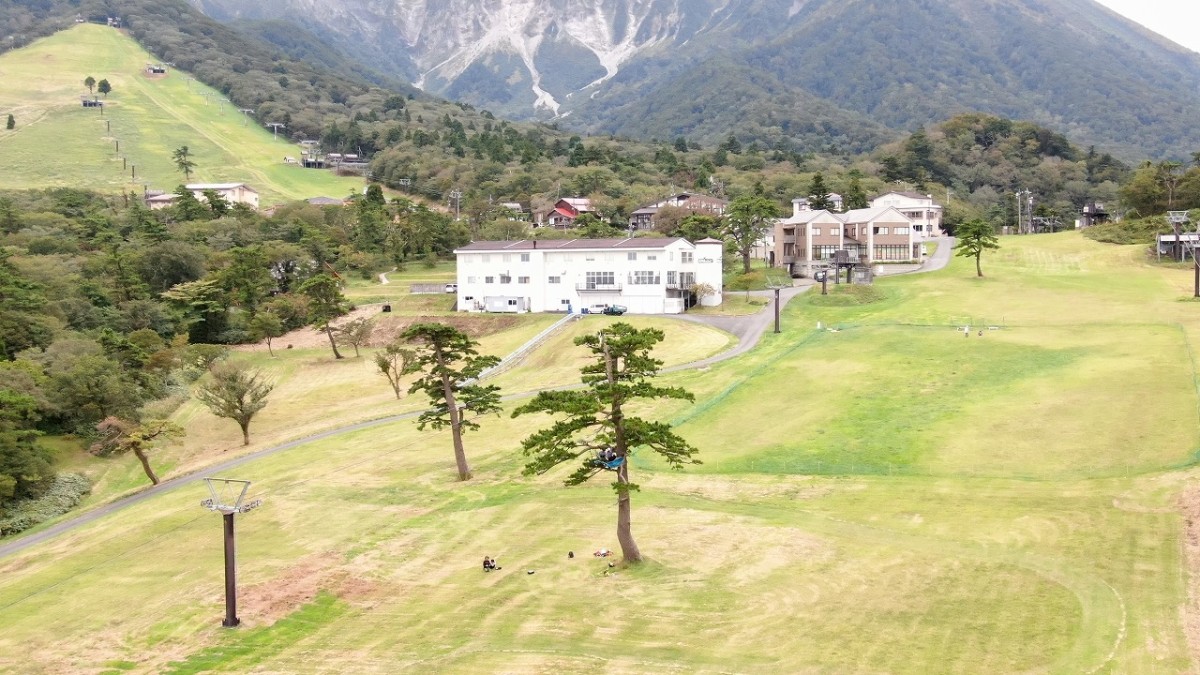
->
left=1169, top=211, right=1197, bottom=296
left=200, top=477, right=262, bottom=627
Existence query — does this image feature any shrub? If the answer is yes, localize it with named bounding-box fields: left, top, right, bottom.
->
left=1083, top=216, right=1169, bottom=245
left=0, top=473, right=92, bottom=536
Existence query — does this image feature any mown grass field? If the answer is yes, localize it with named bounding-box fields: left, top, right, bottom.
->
left=0, top=25, right=364, bottom=204
left=3, top=232, right=1200, bottom=673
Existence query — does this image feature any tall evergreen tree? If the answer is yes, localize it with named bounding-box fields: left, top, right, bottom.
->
left=299, top=273, right=349, bottom=359
left=172, top=145, right=196, bottom=181
left=402, top=323, right=501, bottom=481
left=808, top=172, right=834, bottom=211
left=513, top=323, right=699, bottom=563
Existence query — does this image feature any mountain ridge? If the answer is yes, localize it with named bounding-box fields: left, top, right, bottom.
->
left=188, top=0, right=1200, bottom=159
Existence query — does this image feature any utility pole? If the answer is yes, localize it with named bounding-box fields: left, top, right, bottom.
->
left=238, top=108, right=254, bottom=127
left=450, top=190, right=462, bottom=221
left=201, top=478, right=262, bottom=628
left=266, top=122, right=286, bottom=139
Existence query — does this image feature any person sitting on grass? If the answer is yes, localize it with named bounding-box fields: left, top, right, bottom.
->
left=483, top=556, right=500, bottom=571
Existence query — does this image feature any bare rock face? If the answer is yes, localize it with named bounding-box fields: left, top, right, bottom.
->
left=194, top=0, right=741, bottom=115
left=190, top=0, right=1200, bottom=158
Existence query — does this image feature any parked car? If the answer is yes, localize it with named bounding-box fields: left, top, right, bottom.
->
left=444, top=283, right=458, bottom=293
left=602, top=305, right=628, bottom=316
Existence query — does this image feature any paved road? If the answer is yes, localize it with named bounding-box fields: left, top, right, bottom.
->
left=672, top=236, right=954, bottom=369
left=0, top=238, right=955, bottom=560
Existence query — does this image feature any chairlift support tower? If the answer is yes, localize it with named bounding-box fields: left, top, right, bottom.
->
left=1169, top=212, right=1197, bottom=296
left=200, top=477, right=261, bottom=628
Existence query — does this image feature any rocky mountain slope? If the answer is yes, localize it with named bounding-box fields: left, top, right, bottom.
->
left=188, top=0, right=1200, bottom=159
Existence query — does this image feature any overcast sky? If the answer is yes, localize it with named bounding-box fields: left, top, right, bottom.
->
left=1093, top=0, right=1200, bottom=53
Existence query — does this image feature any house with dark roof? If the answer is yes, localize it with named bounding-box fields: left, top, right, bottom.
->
left=629, top=193, right=729, bottom=230
left=453, top=237, right=725, bottom=314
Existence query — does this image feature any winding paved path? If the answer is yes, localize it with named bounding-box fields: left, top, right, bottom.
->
left=0, top=238, right=954, bottom=559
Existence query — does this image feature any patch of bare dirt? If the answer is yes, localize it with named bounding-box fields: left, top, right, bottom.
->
left=237, top=306, right=525, bottom=352
left=1179, top=485, right=1200, bottom=670
left=238, top=552, right=382, bottom=626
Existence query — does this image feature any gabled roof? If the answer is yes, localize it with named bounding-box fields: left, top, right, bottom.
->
left=456, top=238, right=688, bottom=252
left=778, top=209, right=843, bottom=225
left=841, top=206, right=910, bottom=223
left=559, top=197, right=592, bottom=209
left=186, top=183, right=257, bottom=192
left=871, top=191, right=935, bottom=202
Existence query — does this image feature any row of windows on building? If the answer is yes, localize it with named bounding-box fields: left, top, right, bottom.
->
left=465, top=271, right=696, bottom=286
left=470, top=251, right=694, bottom=263
left=804, top=226, right=911, bottom=236
left=782, top=245, right=917, bottom=261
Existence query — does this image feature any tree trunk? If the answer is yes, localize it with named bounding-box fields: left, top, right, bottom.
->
left=265, top=338, right=274, bottom=357
left=605, top=337, right=641, bottom=562
left=324, top=325, right=343, bottom=359
left=975, top=253, right=983, bottom=277
left=615, top=461, right=641, bottom=562
left=239, top=421, right=250, bottom=446
left=742, top=248, right=752, bottom=274
left=133, top=448, right=159, bottom=485
left=437, top=353, right=471, bottom=481
left=352, top=343, right=360, bottom=357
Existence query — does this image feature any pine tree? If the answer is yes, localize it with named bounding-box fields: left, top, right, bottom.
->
left=514, top=323, right=699, bottom=563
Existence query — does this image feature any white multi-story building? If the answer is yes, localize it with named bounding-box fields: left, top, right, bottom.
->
left=869, top=191, right=943, bottom=237
left=454, top=238, right=725, bottom=314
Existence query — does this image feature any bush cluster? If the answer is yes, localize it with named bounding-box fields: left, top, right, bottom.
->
left=1082, top=216, right=1170, bottom=246
left=0, top=473, right=92, bottom=536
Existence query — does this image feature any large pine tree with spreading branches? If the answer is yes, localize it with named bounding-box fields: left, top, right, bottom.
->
left=513, top=323, right=699, bottom=563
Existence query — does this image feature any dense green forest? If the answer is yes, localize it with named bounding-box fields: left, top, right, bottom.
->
left=0, top=185, right=471, bottom=530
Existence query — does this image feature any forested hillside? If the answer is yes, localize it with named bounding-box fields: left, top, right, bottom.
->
left=0, top=186, right=465, bottom=531
left=181, top=0, right=1200, bottom=160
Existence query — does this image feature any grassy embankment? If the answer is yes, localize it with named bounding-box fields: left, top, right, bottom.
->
left=1, top=206, right=1198, bottom=667
left=0, top=24, right=364, bottom=204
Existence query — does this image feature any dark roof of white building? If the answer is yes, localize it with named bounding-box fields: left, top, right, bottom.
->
left=457, top=238, right=691, bottom=252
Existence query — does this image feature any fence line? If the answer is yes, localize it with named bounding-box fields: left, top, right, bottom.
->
left=473, top=313, right=581, bottom=382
